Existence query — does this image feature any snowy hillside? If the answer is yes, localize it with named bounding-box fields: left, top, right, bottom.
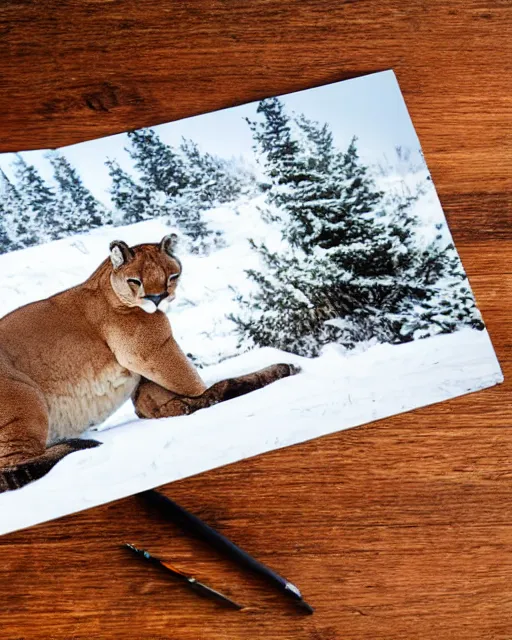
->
left=0, top=197, right=503, bottom=537
left=0, top=195, right=276, bottom=366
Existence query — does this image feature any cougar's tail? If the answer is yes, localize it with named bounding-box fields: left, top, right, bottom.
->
left=0, top=438, right=101, bottom=493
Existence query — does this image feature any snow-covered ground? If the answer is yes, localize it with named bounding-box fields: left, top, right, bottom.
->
left=0, top=327, right=502, bottom=536
left=0, top=205, right=503, bottom=536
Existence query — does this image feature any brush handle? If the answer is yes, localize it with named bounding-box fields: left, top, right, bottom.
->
left=140, top=489, right=301, bottom=600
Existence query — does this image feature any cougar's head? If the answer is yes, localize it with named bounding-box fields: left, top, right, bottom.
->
left=108, top=234, right=182, bottom=314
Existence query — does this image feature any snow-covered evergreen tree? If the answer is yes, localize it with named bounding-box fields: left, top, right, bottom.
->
left=397, top=248, right=484, bottom=340
left=125, top=129, right=212, bottom=249
left=246, top=97, right=301, bottom=195
left=106, top=128, right=257, bottom=252
left=231, top=99, right=483, bottom=356
left=0, top=171, right=19, bottom=250
left=11, top=155, right=58, bottom=246
left=1, top=167, right=40, bottom=249
left=0, top=197, right=16, bottom=254
left=47, top=152, right=111, bottom=235
left=127, top=129, right=187, bottom=196
left=106, top=158, right=165, bottom=225
left=179, top=138, right=253, bottom=206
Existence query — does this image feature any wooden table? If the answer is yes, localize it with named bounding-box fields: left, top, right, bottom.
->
left=0, top=1, right=511, bottom=638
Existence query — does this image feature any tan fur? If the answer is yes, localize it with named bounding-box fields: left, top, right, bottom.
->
left=45, top=364, right=140, bottom=443
left=0, top=235, right=298, bottom=492
left=0, top=236, right=204, bottom=459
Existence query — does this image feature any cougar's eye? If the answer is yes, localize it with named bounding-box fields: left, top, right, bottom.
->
left=168, top=273, right=180, bottom=283
left=127, top=278, right=142, bottom=287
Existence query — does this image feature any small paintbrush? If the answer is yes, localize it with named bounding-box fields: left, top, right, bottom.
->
left=140, top=490, right=314, bottom=614
left=124, top=543, right=244, bottom=610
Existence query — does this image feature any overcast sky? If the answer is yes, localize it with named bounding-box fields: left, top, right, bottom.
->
left=0, top=70, right=422, bottom=206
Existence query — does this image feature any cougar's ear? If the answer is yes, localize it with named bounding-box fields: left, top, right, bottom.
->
left=160, top=233, right=179, bottom=257
left=109, top=240, right=134, bottom=270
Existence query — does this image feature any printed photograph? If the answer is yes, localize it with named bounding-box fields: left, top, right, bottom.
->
left=0, top=70, right=502, bottom=536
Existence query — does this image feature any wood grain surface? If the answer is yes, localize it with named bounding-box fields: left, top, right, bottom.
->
left=0, top=1, right=511, bottom=638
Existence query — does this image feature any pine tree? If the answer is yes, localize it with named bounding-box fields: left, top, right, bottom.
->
left=106, top=158, right=161, bottom=225
left=125, top=129, right=212, bottom=249
left=11, top=155, right=58, bottom=245
left=231, top=100, right=481, bottom=356
left=1, top=168, right=36, bottom=249
left=166, top=194, right=213, bottom=251
left=179, top=139, right=216, bottom=205
left=114, top=127, right=254, bottom=251
left=127, top=129, right=187, bottom=196
left=47, top=151, right=111, bottom=235
left=397, top=246, right=484, bottom=340
left=246, top=97, right=302, bottom=196
left=0, top=199, right=15, bottom=254
left=179, top=138, right=252, bottom=206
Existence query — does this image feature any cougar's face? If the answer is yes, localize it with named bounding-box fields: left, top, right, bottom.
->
left=109, top=235, right=182, bottom=314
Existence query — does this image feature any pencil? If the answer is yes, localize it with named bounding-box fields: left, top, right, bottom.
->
left=140, top=489, right=314, bottom=614
left=124, top=543, right=244, bottom=610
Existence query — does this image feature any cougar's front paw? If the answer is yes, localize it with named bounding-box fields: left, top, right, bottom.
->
left=159, top=397, right=193, bottom=418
